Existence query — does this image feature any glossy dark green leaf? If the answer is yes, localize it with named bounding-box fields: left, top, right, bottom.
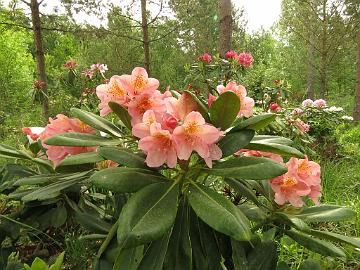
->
left=138, top=231, right=172, bottom=270
left=71, top=108, right=123, bottom=137
left=99, top=146, right=147, bottom=168
left=109, top=101, right=132, bottom=130
left=188, top=183, right=251, bottom=241
left=45, top=133, right=120, bottom=147
left=210, top=91, right=240, bottom=130
left=218, top=129, right=255, bottom=157
left=117, top=182, right=179, bottom=248
left=294, top=205, right=356, bottom=222
left=206, top=156, right=287, bottom=180
left=285, top=229, right=346, bottom=258
left=251, top=135, right=293, bottom=145
left=306, top=229, right=360, bottom=248
left=298, top=259, right=321, bottom=270
left=58, top=151, right=104, bottom=166
left=0, top=144, right=32, bottom=160
left=231, top=239, right=249, bottom=270
left=276, top=261, right=290, bottom=270
left=75, top=212, right=112, bottom=234
left=247, top=240, right=278, bottom=270
left=113, top=246, right=143, bottom=270
left=164, top=198, right=192, bottom=270
left=247, top=138, right=304, bottom=158
left=50, top=204, right=67, bottom=228
left=231, top=113, right=276, bottom=132
left=183, top=90, right=210, bottom=122
left=90, top=167, right=166, bottom=193
left=274, top=212, right=308, bottom=230
left=225, top=178, right=263, bottom=207
left=238, top=205, right=267, bottom=222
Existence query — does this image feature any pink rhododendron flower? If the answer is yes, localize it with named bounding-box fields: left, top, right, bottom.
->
left=236, top=149, right=283, bottom=163
left=173, top=111, right=223, bottom=163
left=22, top=127, right=40, bottom=141
left=217, top=82, right=254, bottom=117
left=302, top=99, right=314, bottom=107
left=165, top=92, right=200, bottom=121
left=138, top=123, right=177, bottom=168
left=225, top=50, right=237, bottom=59
left=40, top=114, right=97, bottom=166
left=207, top=94, right=216, bottom=108
left=96, top=75, right=128, bottom=116
left=236, top=52, right=253, bottom=67
left=204, top=144, right=222, bottom=168
left=313, top=99, right=326, bottom=108
left=291, top=119, right=310, bottom=134
left=292, top=108, right=303, bottom=115
left=270, top=157, right=321, bottom=207
left=63, top=60, right=77, bottom=70
left=161, top=113, right=179, bottom=132
left=127, top=91, right=166, bottom=125
left=119, top=67, right=159, bottom=97
left=199, top=53, right=212, bottom=63
left=132, top=110, right=157, bottom=139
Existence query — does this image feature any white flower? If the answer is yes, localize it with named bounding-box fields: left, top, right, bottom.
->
left=341, top=116, right=353, bottom=121
left=302, top=99, right=313, bottom=107
left=324, top=106, right=344, bottom=112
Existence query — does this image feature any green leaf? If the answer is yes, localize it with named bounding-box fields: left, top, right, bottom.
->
left=138, top=231, right=171, bottom=270
left=50, top=204, right=67, bottom=228
left=285, top=229, right=346, bottom=257
left=183, top=90, right=210, bottom=122
left=274, top=212, right=308, bottom=230
left=14, top=171, right=91, bottom=186
left=29, top=257, right=48, bottom=270
left=293, top=205, right=356, bottom=222
left=75, top=212, right=112, bottom=234
left=71, top=108, right=123, bottom=137
left=298, top=259, right=321, bottom=270
left=232, top=113, right=276, bottom=132
left=247, top=138, right=304, bottom=158
left=0, top=144, right=32, bottom=160
left=108, top=101, right=132, bottom=130
left=22, top=178, right=83, bottom=201
left=90, top=167, right=167, bottom=193
left=238, top=205, right=267, bottom=222
left=206, top=156, right=287, bottom=180
left=188, top=183, right=251, bottom=241
left=306, top=229, right=360, bottom=248
left=247, top=240, right=278, bottom=270
left=218, top=129, right=255, bottom=157
left=251, top=135, right=293, bottom=145
left=49, top=252, right=65, bottom=270
left=117, top=182, right=179, bottom=248
left=276, top=261, right=290, bottom=270
left=210, top=91, right=240, bottom=130
left=45, top=133, right=120, bottom=147
left=99, top=147, right=147, bottom=168
left=225, top=178, right=263, bottom=207
left=58, top=151, right=104, bottom=166
left=231, top=239, right=249, bottom=270
left=113, top=246, right=143, bottom=270
left=164, top=198, right=192, bottom=270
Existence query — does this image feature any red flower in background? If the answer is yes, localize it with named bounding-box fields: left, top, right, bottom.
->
left=236, top=52, right=253, bottom=67
left=33, top=80, right=46, bottom=90
left=269, top=102, right=281, bottom=112
left=225, top=50, right=237, bottom=59
left=199, top=53, right=212, bottom=63
left=63, top=60, right=78, bottom=70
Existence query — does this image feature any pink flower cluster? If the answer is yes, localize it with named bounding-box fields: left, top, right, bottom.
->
left=63, top=60, right=78, bottom=70
left=39, top=114, right=97, bottom=166
left=225, top=50, right=254, bottom=67
left=289, top=119, right=310, bottom=134
left=96, top=67, right=223, bottom=168
left=199, top=53, right=212, bottom=63
left=91, top=63, right=108, bottom=73
left=239, top=150, right=321, bottom=207
left=208, top=82, right=255, bottom=118
left=302, top=99, right=327, bottom=108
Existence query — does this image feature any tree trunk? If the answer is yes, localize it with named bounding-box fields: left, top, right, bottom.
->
left=306, top=38, right=316, bottom=99
left=319, top=56, right=327, bottom=99
left=319, top=0, right=328, bottom=99
left=141, top=0, right=150, bottom=75
left=354, top=29, right=360, bottom=121
left=218, top=0, right=232, bottom=57
left=30, top=0, right=49, bottom=120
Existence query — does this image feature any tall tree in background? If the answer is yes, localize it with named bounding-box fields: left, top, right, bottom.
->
left=140, top=0, right=150, bottom=74
left=218, top=0, right=232, bottom=57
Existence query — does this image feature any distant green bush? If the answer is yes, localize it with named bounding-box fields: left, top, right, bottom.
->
left=336, top=123, right=360, bottom=159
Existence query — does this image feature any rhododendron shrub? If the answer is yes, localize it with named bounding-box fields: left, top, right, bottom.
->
left=1, top=62, right=358, bottom=270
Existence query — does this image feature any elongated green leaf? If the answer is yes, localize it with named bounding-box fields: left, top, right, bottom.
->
left=99, top=147, right=147, bottom=168
left=138, top=231, right=171, bottom=270
left=109, top=101, right=132, bottom=130
left=232, top=113, right=276, bottom=132
left=218, top=129, right=255, bottom=157
left=238, top=205, right=267, bottom=222
left=113, top=246, right=143, bottom=270
left=293, top=205, right=356, bottom=222
left=75, top=212, right=112, bottom=234
left=0, top=144, right=32, bottom=160
left=183, top=90, right=210, bottom=122
left=247, top=140, right=303, bottom=158
left=285, top=229, right=346, bottom=258
left=49, top=252, right=65, bottom=270
left=298, top=259, right=321, bottom=270
left=206, top=156, right=287, bottom=180
left=231, top=239, right=249, bottom=270
left=164, top=198, right=192, bottom=270
left=22, top=177, right=85, bottom=201
left=274, top=212, right=308, bottom=230
left=247, top=240, right=278, bottom=270
left=117, top=182, right=179, bottom=248
left=58, top=151, right=105, bottom=166
left=71, top=108, right=123, bottom=137
left=45, top=133, right=120, bottom=147
left=225, top=178, right=263, bottom=207
left=90, top=167, right=167, bottom=193
left=251, top=135, right=293, bottom=145
left=210, top=91, right=240, bottom=130
left=188, top=183, right=251, bottom=241
left=306, top=229, right=360, bottom=248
